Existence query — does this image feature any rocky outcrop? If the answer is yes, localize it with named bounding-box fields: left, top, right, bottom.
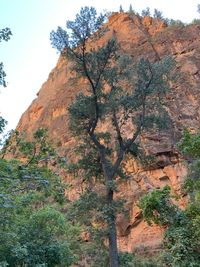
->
left=16, top=13, right=200, bottom=252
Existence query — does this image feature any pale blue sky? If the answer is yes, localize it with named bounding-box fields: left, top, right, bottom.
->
left=0, top=0, right=199, bottom=131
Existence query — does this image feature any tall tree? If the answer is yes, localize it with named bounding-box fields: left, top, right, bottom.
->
left=51, top=6, right=174, bottom=267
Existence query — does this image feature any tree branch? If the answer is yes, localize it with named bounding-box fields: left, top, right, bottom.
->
left=24, top=143, right=37, bottom=167
left=112, top=109, right=124, bottom=150
left=111, top=147, right=124, bottom=178
left=95, top=41, right=115, bottom=89
left=125, top=63, right=153, bottom=149
left=86, top=40, right=116, bottom=136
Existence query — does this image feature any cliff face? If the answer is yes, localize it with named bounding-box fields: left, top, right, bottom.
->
left=16, top=13, right=200, bottom=253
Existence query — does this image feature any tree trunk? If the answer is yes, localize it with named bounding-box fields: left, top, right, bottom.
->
left=99, top=152, right=119, bottom=267
left=107, top=186, right=119, bottom=267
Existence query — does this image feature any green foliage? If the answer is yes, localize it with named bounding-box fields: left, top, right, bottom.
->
left=119, top=5, right=124, bottom=12
left=128, top=4, right=134, bottom=13
left=0, top=27, right=12, bottom=87
left=140, top=186, right=200, bottom=266
left=0, top=204, right=79, bottom=267
left=0, top=28, right=12, bottom=43
left=141, top=7, right=185, bottom=27
left=141, top=7, right=151, bottom=17
left=67, top=187, right=123, bottom=227
left=119, top=252, right=163, bottom=267
left=0, top=262, right=8, bottom=267
left=178, top=129, right=200, bottom=158
left=67, top=135, right=108, bottom=182
left=0, top=206, right=78, bottom=266
left=13, top=207, right=78, bottom=266
left=0, top=62, right=7, bottom=88
left=178, top=130, right=200, bottom=201
left=190, top=18, right=200, bottom=25
left=119, top=252, right=135, bottom=267
left=139, top=186, right=176, bottom=225
left=140, top=129, right=200, bottom=266
left=165, top=19, right=185, bottom=27
left=50, top=6, right=106, bottom=52
left=0, top=129, right=81, bottom=266
left=66, top=187, right=126, bottom=265
left=163, top=223, right=200, bottom=267
left=67, top=189, right=105, bottom=224
left=79, top=239, right=109, bottom=267
left=153, top=9, right=163, bottom=19
left=0, top=129, right=66, bottom=207
left=197, top=4, right=200, bottom=14
left=68, top=93, right=97, bottom=135
left=180, top=130, right=200, bottom=258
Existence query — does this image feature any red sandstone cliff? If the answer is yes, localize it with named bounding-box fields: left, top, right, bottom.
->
left=16, top=13, right=200, bottom=253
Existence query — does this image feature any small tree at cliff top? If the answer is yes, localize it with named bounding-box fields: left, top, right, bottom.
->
left=51, top=6, right=174, bottom=267
left=153, top=8, right=163, bottom=19
left=141, top=7, right=151, bottom=17
left=129, top=4, right=134, bottom=13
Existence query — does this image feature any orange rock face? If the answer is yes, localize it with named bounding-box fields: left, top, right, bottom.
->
left=16, top=13, right=200, bottom=252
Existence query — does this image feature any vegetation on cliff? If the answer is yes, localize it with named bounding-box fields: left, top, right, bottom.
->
left=140, top=130, right=200, bottom=267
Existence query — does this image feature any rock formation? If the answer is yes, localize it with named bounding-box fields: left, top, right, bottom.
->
left=16, top=13, right=200, bottom=253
